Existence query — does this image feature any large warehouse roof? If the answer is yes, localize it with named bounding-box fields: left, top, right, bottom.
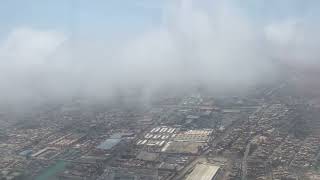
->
left=186, top=163, right=220, bottom=180
left=97, top=138, right=121, bottom=150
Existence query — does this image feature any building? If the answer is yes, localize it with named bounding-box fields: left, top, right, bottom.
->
left=97, top=167, right=158, bottom=180
left=186, top=163, right=220, bottom=180
left=136, top=151, right=159, bottom=161
left=174, top=129, right=212, bottom=142
left=161, top=141, right=205, bottom=155
left=96, top=138, right=121, bottom=151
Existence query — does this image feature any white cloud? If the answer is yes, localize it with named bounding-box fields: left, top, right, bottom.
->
left=2, top=0, right=319, bottom=103
left=265, top=19, right=320, bottom=66
left=0, top=27, right=66, bottom=66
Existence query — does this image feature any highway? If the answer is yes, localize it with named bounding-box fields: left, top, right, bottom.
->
left=241, top=142, right=251, bottom=180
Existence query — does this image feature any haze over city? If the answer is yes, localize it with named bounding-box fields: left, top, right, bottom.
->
left=1, top=1, right=320, bottom=180
left=0, top=0, right=319, bottom=104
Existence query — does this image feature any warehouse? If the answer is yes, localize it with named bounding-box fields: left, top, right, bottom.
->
left=174, top=129, right=213, bottom=142
left=161, top=141, right=205, bottom=155
left=186, top=163, right=220, bottom=180
left=96, top=138, right=121, bottom=150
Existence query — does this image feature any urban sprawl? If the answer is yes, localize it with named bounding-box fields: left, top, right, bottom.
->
left=1, top=81, right=320, bottom=180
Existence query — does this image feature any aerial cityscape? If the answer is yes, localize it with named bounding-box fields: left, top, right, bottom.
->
left=1, top=0, right=320, bottom=180
left=1, top=74, right=320, bottom=179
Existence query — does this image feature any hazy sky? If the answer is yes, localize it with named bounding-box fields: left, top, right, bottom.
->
left=1, top=0, right=319, bottom=38
left=0, top=0, right=319, bottom=103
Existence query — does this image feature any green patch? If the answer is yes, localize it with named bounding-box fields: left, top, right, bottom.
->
left=33, top=160, right=69, bottom=180
left=312, top=161, right=320, bottom=172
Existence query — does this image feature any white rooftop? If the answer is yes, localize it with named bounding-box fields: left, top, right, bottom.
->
left=186, top=163, right=220, bottom=180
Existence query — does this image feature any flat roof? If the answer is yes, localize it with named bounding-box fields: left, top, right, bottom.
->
left=222, top=109, right=241, bottom=113
left=97, top=138, right=121, bottom=150
left=186, top=163, right=220, bottom=180
left=137, top=151, right=159, bottom=161
left=162, top=141, right=204, bottom=154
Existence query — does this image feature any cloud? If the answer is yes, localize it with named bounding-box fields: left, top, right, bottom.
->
left=2, top=0, right=319, bottom=104
left=124, top=0, right=275, bottom=89
left=0, top=28, right=67, bottom=102
left=0, top=28, right=66, bottom=66
left=265, top=18, right=320, bottom=67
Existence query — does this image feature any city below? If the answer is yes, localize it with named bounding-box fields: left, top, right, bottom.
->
left=1, top=1, right=319, bottom=180
left=1, top=77, right=320, bottom=180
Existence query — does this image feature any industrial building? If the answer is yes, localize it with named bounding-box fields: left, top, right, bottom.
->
left=174, top=129, right=213, bottom=142
left=97, top=138, right=121, bottom=151
left=136, top=126, right=177, bottom=148
left=186, top=163, right=220, bottom=180
left=97, top=167, right=158, bottom=180
left=32, top=147, right=60, bottom=160
left=161, top=141, right=205, bottom=155
left=137, top=151, right=159, bottom=161
left=96, top=132, right=133, bottom=151
left=48, top=133, right=86, bottom=147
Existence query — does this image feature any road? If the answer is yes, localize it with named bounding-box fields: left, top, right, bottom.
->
left=241, top=143, right=251, bottom=180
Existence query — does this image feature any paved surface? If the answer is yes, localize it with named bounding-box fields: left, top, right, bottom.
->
left=241, top=143, right=251, bottom=180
